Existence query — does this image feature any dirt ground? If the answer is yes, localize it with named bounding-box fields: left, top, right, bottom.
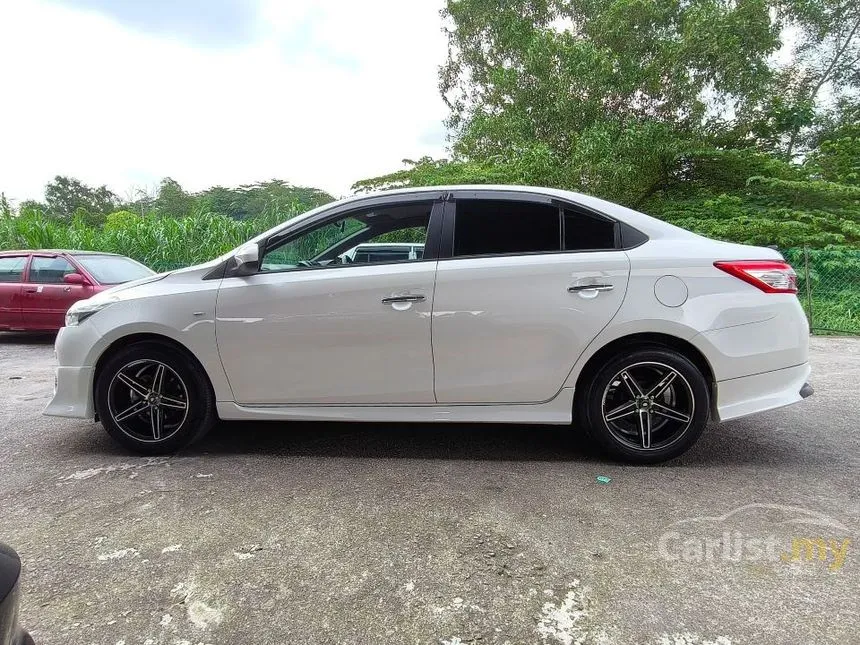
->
left=0, top=334, right=857, bottom=645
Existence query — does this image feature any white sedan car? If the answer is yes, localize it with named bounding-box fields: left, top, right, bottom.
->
left=45, top=186, right=812, bottom=463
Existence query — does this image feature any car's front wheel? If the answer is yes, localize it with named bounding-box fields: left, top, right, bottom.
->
left=576, top=347, right=710, bottom=463
left=94, top=342, right=216, bottom=454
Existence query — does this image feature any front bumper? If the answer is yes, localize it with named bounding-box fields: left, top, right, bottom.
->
left=44, top=365, right=94, bottom=419
left=715, top=362, right=812, bottom=422
left=43, top=324, right=100, bottom=420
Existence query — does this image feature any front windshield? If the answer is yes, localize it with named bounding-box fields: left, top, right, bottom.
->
left=74, top=255, right=155, bottom=284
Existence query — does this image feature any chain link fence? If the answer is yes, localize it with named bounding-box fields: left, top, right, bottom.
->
left=782, top=248, right=860, bottom=335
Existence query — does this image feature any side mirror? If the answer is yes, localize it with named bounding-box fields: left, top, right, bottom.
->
left=63, top=272, right=87, bottom=285
left=230, top=243, right=260, bottom=277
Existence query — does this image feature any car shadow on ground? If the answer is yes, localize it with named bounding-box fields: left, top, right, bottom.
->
left=195, top=421, right=601, bottom=462
left=58, top=419, right=604, bottom=462
left=187, top=419, right=823, bottom=467
left=0, top=332, right=56, bottom=345
left=54, top=417, right=826, bottom=467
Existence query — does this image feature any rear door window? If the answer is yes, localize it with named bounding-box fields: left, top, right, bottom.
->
left=453, top=200, right=561, bottom=257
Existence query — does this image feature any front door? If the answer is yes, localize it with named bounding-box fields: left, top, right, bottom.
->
left=431, top=196, right=630, bottom=403
left=22, top=255, right=93, bottom=329
left=0, top=255, right=28, bottom=329
left=216, top=199, right=442, bottom=405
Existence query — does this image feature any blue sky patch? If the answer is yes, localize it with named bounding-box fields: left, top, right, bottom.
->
left=47, top=0, right=257, bottom=47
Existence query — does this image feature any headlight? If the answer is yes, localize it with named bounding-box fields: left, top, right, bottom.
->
left=65, top=298, right=118, bottom=327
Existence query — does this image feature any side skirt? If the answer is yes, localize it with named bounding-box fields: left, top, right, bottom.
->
left=216, top=388, right=575, bottom=424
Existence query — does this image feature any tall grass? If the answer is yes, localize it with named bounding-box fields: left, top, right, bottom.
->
left=0, top=203, right=305, bottom=271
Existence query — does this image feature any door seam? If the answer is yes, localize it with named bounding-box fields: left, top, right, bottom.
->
left=430, top=259, right=439, bottom=404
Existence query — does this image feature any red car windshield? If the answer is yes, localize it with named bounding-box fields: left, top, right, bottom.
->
left=73, top=255, right=154, bottom=285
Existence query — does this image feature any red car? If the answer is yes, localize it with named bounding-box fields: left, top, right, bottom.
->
left=0, top=250, right=154, bottom=332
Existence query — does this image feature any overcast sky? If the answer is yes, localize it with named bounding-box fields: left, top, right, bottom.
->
left=0, top=0, right=450, bottom=204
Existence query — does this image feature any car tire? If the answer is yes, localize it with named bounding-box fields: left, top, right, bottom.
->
left=576, top=347, right=710, bottom=464
left=94, top=341, right=216, bottom=455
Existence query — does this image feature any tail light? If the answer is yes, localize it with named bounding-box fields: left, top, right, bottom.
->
left=714, top=260, right=798, bottom=294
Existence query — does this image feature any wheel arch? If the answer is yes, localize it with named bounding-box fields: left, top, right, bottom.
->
left=572, top=332, right=716, bottom=414
left=93, top=333, right=216, bottom=417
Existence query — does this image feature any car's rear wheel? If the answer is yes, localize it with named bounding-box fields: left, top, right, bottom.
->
left=95, top=342, right=216, bottom=454
left=576, top=347, right=710, bottom=463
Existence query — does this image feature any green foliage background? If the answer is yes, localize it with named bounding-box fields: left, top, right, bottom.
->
left=0, top=179, right=334, bottom=271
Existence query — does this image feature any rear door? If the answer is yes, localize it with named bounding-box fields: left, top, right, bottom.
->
left=22, top=255, right=93, bottom=329
left=0, top=255, right=29, bottom=329
left=431, top=193, right=630, bottom=404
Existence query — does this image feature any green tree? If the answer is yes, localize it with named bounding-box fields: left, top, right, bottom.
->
left=198, top=180, right=334, bottom=220
left=18, top=200, right=47, bottom=214
left=770, top=0, right=860, bottom=158
left=154, top=177, right=195, bottom=218
left=44, top=175, right=117, bottom=219
left=198, top=185, right=241, bottom=218
left=806, top=123, right=860, bottom=185
left=441, top=0, right=780, bottom=162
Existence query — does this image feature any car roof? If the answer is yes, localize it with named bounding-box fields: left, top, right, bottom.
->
left=354, top=184, right=699, bottom=239
left=0, top=249, right=121, bottom=256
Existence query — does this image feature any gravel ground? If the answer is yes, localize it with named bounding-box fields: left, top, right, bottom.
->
left=0, top=334, right=857, bottom=645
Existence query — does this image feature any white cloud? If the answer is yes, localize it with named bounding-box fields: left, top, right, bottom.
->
left=0, top=0, right=449, bottom=204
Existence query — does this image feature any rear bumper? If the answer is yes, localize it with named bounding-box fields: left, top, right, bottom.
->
left=43, top=365, right=94, bottom=419
left=715, top=362, right=812, bottom=422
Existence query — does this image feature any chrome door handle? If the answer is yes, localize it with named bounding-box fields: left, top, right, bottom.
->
left=568, top=284, right=614, bottom=292
left=382, top=294, right=426, bottom=304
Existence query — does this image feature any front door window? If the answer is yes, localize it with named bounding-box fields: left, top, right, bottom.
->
left=28, top=256, right=76, bottom=283
left=261, top=202, right=432, bottom=272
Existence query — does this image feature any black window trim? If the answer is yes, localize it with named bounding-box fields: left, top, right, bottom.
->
left=439, top=191, right=648, bottom=261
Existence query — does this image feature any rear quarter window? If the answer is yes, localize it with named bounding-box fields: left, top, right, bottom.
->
left=564, top=209, right=617, bottom=250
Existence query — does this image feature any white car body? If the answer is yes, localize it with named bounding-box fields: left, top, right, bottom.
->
left=45, top=185, right=810, bottom=441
